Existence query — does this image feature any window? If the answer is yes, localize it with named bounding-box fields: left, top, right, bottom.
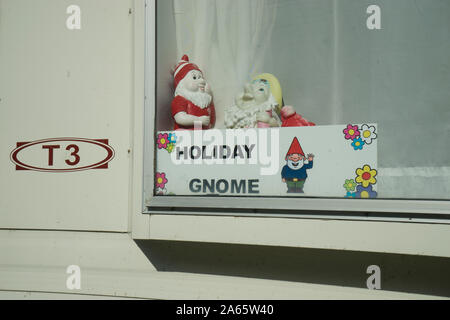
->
left=143, top=0, right=450, bottom=215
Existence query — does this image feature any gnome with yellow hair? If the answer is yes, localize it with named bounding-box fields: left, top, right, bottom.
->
left=225, top=73, right=315, bottom=128
left=225, top=74, right=282, bottom=129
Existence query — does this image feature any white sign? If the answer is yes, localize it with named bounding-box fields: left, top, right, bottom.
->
left=154, top=124, right=378, bottom=198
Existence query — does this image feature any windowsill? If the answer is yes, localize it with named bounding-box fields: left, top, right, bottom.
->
left=147, top=196, right=450, bottom=215
left=146, top=213, right=450, bottom=258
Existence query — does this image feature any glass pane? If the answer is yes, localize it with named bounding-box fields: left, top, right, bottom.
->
left=147, top=0, right=450, bottom=201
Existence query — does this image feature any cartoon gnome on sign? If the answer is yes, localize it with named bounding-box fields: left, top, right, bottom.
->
left=171, top=55, right=216, bottom=130
left=281, top=137, right=315, bottom=193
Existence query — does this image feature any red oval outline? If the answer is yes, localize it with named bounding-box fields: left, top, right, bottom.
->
left=10, top=138, right=115, bottom=173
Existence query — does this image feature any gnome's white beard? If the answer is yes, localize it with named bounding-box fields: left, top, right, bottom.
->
left=287, top=159, right=304, bottom=170
left=175, top=80, right=212, bottom=109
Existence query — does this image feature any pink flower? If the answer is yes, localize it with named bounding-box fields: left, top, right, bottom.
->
left=157, top=133, right=169, bottom=149
left=343, top=124, right=360, bottom=140
left=155, top=172, right=168, bottom=189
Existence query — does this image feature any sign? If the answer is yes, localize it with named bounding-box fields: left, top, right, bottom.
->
left=154, top=124, right=378, bottom=198
left=10, top=138, right=115, bottom=172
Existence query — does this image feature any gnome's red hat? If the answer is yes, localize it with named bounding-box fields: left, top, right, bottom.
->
left=173, top=55, right=202, bottom=90
left=285, top=137, right=305, bottom=159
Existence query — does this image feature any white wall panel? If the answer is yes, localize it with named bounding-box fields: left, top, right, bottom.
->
left=0, top=230, right=443, bottom=299
left=147, top=214, right=450, bottom=258
left=0, top=0, right=134, bottom=231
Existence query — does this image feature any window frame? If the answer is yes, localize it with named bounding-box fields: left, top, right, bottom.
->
left=131, top=0, right=450, bottom=240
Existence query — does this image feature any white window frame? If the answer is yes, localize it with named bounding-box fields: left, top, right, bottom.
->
left=130, top=0, right=450, bottom=257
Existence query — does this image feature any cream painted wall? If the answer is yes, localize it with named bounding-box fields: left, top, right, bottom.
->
left=1, top=229, right=448, bottom=299
left=0, top=0, right=134, bottom=231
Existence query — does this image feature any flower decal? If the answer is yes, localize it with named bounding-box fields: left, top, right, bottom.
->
left=155, top=187, right=167, bottom=195
left=343, top=179, right=357, bottom=192
left=157, top=132, right=177, bottom=153
left=343, top=164, right=378, bottom=198
left=359, top=124, right=377, bottom=145
left=355, top=185, right=377, bottom=198
left=351, top=137, right=365, bottom=150
left=355, top=165, right=377, bottom=188
left=168, top=133, right=177, bottom=144
left=343, top=124, right=377, bottom=150
left=343, top=124, right=360, bottom=140
left=157, top=133, right=169, bottom=149
left=155, top=172, right=168, bottom=189
left=345, top=191, right=357, bottom=198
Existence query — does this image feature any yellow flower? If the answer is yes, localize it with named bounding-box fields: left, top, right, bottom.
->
left=355, top=165, right=377, bottom=187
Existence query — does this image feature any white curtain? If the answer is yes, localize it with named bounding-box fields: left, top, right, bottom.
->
left=173, top=0, right=278, bottom=128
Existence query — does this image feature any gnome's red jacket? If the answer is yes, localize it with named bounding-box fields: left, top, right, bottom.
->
left=172, top=95, right=216, bottom=130
left=281, top=113, right=315, bottom=127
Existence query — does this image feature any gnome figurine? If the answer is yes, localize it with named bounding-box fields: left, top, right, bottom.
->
left=171, top=55, right=215, bottom=130
left=281, top=137, right=315, bottom=193
left=225, top=75, right=282, bottom=129
left=280, top=105, right=315, bottom=127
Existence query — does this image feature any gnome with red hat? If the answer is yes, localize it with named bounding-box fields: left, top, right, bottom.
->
left=171, top=55, right=216, bottom=130
left=281, top=137, right=315, bottom=193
